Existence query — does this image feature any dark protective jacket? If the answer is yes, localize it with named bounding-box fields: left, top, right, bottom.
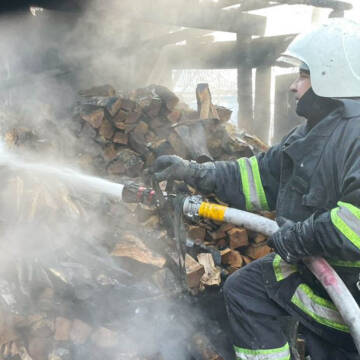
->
left=212, top=99, right=360, bottom=344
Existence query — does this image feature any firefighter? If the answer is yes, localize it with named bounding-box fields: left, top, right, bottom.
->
left=153, top=18, right=360, bottom=359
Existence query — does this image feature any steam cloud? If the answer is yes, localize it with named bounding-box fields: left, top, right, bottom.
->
left=0, top=1, right=224, bottom=359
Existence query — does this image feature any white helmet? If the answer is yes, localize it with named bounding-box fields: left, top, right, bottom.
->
left=279, top=18, right=360, bottom=98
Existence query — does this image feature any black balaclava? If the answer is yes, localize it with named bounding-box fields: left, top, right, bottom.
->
left=296, top=87, right=340, bottom=130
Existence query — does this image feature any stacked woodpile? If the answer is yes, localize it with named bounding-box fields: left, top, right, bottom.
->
left=70, top=83, right=266, bottom=179
left=70, top=83, right=272, bottom=295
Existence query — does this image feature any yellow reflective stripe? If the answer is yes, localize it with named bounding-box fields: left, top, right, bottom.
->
left=331, top=202, right=360, bottom=249
left=273, top=255, right=297, bottom=282
left=327, top=259, right=360, bottom=268
left=291, top=284, right=349, bottom=333
left=238, top=158, right=252, bottom=211
left=237, top=157, right=269, bottom=212
left=340, top=201, right=360, bottom=218
left=250, top=156, right=269, bottom=211
left=234, top=343, right=290, bottom=360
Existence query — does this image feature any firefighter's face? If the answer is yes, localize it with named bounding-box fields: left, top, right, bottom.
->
left=289, top=70, right=311, bottom=103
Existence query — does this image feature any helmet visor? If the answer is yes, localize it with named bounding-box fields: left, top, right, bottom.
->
left=277, top=55, right=308, bottom=70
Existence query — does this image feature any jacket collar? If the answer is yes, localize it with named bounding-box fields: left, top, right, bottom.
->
left=284, top=106, right=342, bottom=149
left=339, top=99, right=360, bottom=119
left=283, top=106, right=343, bottom=164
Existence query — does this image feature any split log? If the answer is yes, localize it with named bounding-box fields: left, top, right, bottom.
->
left=215, top=105, right=232, bottom=123
left=135, top=88, right=162, bottom=119
left=196, top=83, right=219, bottom=120
left=197, top=253, right=221, bottom=287
left=209, top=228, right=227, bottom=242
left=148, top=117, right=164, bottom=131
left=166, top=110, right=182, bottom=124
left=133, top=121, right=149, bottom=137
left=242, top=255, right=252, bottom=265
left=221, top=249, right=243, bottom=269
left=112, top=110, right=129, bottom=128
left=91, top=327, right=118, bottom=348
left=99, top=118, right=115, bottom=140
left=103, top=144, right=119, bottom=161
left=113, top=131, right=129, bottom=145
left=106, top=97, right=123, bottom=117
left=80, top=108, right=104, bottom=129
left=168, top=131, right=188, bottom=158
left=217, top=223, right=234, bottom=233
left=111, top=232, right=166, bottom=268
left=120, top=98, right=137, bottom=112
left=129, top=133, right=150, bottom=157
left=126, top=107, right=143, bottom=124
left=128, top=121, right=150, bottom=155
left=107, top=149, right=144, bottom=177
left=253, top=233, right=267, bottom=244
left=151, top=85, right=179, bottom=112
left=185, top=254, right=205, bottom=289
left=187, top=225, right=206, bottom=243
left=28, top=336, right=53, bottom=360
left=70, top=319, right=92, bottom=345
left=244, top=243, right=272, bottom=260
left=79, top=96, right=122, bottom=117
left=241, top=132, right=269, bottom=153
left=54, top=317, right=72, bottom=342
left=228, top=227, right=249, bottom=249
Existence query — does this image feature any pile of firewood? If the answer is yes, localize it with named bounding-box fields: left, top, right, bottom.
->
left=71, top=83, right=267, bottom=179
left=70, top=83, right=272, bottom=295
left=184, top=215, right=274, bottom=294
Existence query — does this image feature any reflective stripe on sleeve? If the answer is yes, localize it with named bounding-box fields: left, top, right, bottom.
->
left=234, top=343, right=290, bottom=360
left=237, top=157, right=269, bottom=212
left=327, top=259, right=360, bottom=268
left=291, top=284, right=349, bottom=333
left=273, top=254, right=297, bottom=282
left=331, top=201, right=360, bottom=250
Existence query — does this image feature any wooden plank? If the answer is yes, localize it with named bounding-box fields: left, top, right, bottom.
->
left=167, top=34, right=296, bottom=69
left=253, top=66, right=271, bottom=143
left=276, top=0, right=352, bottom=11
left=216, top=0, right=352, bottom=11
left=216, top=0, right=281, bottom=11
left=134, top=2, right=266, bottom=35
left=133, top=29, right=212, bottom=51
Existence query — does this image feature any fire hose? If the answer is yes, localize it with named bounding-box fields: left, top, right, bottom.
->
left=121, top=183, right=360, bottom=353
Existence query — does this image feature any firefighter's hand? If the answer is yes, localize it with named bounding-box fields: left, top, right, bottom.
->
left=152, top=155, right=190, bottom=182
left=268, top=215, right=316, bottom=263
left=267, top=217, right=299, bottom=264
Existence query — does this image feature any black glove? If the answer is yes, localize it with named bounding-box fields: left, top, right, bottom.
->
left=267, top=216, right=316, bottom=264
left=152, top=155, right=217, bottom=194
